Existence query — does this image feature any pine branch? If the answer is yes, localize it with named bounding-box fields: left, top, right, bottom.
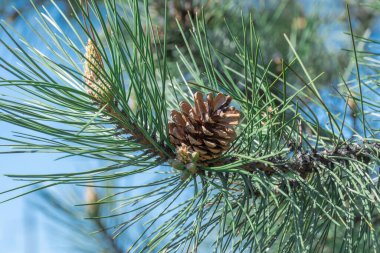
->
left=84, top=38, right=172, bottom=159
left=240, top=142, right=379, bottom=177
left=1, top=0, right=380, bottom=252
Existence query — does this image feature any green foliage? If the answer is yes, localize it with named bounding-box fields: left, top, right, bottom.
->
left=0, top=0, right=380, bottom=252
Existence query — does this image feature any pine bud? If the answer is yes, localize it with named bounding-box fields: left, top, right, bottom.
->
left=347, top=96, right=358, bottom=114
left=84, top=39, right=111, bottom=102
left=169, top=159, right=185, bottom=170
left=191, top=151, right=200, bottom=162
left=85, top=186, right=99, bottom=217
left=176, top=143, right=192, bottom=164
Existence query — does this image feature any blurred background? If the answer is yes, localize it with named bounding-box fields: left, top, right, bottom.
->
left=0, top=0, right=379, bottom=252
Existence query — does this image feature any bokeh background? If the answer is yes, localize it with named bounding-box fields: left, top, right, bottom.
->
left=0, top=0, right=379, bottom=252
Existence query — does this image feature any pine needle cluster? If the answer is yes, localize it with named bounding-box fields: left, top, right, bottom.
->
left=0, top=1, right=380, bottom=252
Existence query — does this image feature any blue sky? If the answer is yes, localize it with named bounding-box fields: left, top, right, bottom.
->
left=0, top=3, right=96, bottom=250
left=1, top=120, right=104, bottom=252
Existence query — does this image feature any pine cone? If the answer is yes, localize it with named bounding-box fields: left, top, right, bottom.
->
left=169, top=92, right=240, bottom=163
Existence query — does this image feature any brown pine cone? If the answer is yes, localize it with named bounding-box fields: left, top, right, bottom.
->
left=169, top=92, right=240, bottom=163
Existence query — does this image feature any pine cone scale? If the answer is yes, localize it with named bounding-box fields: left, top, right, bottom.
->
left=180, top=101, right=192, bottom=115
left=201, top=126, right=213, bottom=136
left=212, top=93, right=226, bottom=111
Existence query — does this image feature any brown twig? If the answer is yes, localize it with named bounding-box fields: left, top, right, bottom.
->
left=248, top=142, right=377, bottom=174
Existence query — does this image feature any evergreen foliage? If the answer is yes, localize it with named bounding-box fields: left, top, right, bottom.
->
left=1, top=0, right=380, bottom=252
